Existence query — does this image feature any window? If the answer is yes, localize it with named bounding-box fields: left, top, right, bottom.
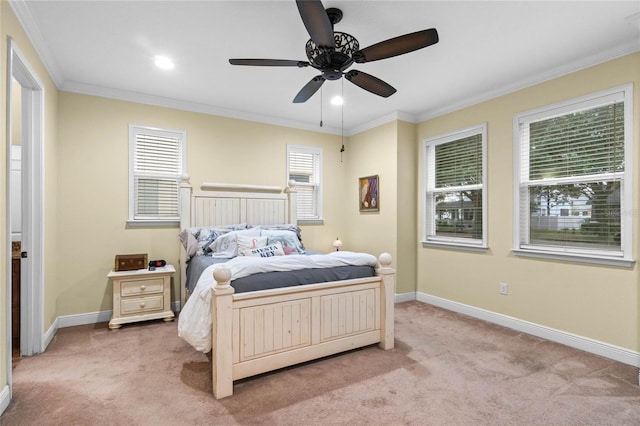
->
left=513, top=85, right=633, bottom=266
left=423, top=124, right=487, bottom=248
left=287, top=145, right=322, bottom=223
left=129, top=124, right=186, bottom=225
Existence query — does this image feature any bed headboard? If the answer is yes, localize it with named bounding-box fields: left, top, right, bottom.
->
left=179, top=177, right=297, bottom=229
left=178, top=177, right=297, bottom=307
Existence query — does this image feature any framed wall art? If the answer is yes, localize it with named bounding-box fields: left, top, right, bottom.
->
left=359, top=175, right=379, bottom=212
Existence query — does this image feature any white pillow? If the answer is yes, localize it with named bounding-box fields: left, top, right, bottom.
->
left=242, top=241, right=285, bottom=257
left=237, top=235, right=268, bottom=254
left=209, top=227, right=261, bottom=258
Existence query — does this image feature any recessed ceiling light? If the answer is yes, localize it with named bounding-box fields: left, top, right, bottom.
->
left=331, top=96, right=344, bottom=106
left=154, top=56, right=174, bottom=70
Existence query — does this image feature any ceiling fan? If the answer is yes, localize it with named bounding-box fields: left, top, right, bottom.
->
left=229, top=0, right=439, bottom=103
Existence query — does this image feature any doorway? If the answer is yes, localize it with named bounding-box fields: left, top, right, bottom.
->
left=5, top=38, right=45, bottom=391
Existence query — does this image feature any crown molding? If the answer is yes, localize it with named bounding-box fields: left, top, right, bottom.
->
left=347, top=111, right=417, bottom=136
left=61, top=80, right=344, bottom=135
left=8, top=0, right=64, bottom=87
left=416, top=40, right=640, bottom=123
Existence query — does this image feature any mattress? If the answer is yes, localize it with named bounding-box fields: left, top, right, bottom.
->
left=185, top=254, right=376, bottom=294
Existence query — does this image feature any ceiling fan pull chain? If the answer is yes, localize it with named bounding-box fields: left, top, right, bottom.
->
left=320, top=86, right=323, bottom=127
left=340, top=79, right=345, bottom=162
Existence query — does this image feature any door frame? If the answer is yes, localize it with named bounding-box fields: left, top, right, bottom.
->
left=4, top=37, right=45, bottom=395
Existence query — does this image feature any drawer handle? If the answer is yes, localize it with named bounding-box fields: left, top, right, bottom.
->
left=140, top=285, right=146, bottom=291
left=139, top=302, right=146, bottom=308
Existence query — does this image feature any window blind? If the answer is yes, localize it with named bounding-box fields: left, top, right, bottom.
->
left=287, top=146, right=321, bottom=221
left=435, top=134, right=482, bottom=188
left=424, top=125, right=486, bottom=246
left=131, top=127, right=184, bottom=221
left=526, top=102, right=624, bottom=183
left=517, top=94, right=626, bottom=254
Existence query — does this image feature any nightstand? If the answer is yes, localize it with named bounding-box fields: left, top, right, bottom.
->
left=107, top=265, right=175, bottom=329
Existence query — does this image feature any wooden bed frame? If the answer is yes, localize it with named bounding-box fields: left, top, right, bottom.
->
left=179, top=178, right=396, bottom=399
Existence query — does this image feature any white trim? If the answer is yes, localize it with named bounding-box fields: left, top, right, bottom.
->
left=10, top=0, right=639, bottom=136
left=0, top=385, right=10, bottom=415
left=49, top=301, right=180, bottom=329
left=394, top=292, right=416, bottom=304
left=422, top=123, right=487, bottom=249
left=416, top=292, right=640, bottom=368
left=347, top=111, right=417, bottom=136
left=286, top=144, right=323, bottom=222
left=512, top=248, right=635, bottom=268
left=128, top=123, right=187, bottom=224
left=416, top=41, right=640, bottom=123
left=64, top=81, right=346, bottom=135
left=57, top=311, right=112, bottom=328
left=7, top=0, right=64, bottom=87
left=512, top=84, right=633, bottom=265
left=43, top=317, right=58, bottom=349
left=5, top=39, right=46, bottom=410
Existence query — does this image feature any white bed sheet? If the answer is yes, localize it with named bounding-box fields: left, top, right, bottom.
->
left=177, top=251, right=378, bottom=352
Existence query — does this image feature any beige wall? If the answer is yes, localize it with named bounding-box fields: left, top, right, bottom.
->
left=343, top=122, right=399, bottom=266
left=416, top=52, right=640, bottom=351
left=1, top=1, right=638, bottom=407
left=396, top=120, right=417, bottom=295
left=56, top=93, right=347, bottom=316
left=1, top=0, right=59, bottom=398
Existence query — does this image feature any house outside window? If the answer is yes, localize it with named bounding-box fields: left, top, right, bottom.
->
left=287, top=145, right=322, bottom=223
left=423, top=123, right=487, bottom=249
left=513, top=85, right=633, bottom=266
left=128, top=124, right=186, bottom=226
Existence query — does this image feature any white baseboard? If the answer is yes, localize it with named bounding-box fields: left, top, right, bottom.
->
left=58, top=310, right=112, bottom=328
left=417, top=292, right=640, bottom=368
left=40, top=296, right=640, bottom=371
left=0, top=384, right=10, bottom=415
left=43, top=317, right=59, bottom=350
left=395, top=292, right=416, bottom=304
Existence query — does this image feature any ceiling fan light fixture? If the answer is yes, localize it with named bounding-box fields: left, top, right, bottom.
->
left=305, top=31, right=358, bottom=70
left=229, top=1, right=439, bottom=103
left=331, top=95, right=344, bottom=105
left=154, top=55, right=175, bottom=70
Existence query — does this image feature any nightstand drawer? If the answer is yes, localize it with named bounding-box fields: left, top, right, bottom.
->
left=108, top=264, right=175, bottom=329
left=121, top=278, right=164, bottom=296
left=121, top=295, right=164, bottom=315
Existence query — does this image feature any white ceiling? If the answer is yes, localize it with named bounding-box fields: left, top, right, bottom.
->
left=11, top=0, right=640, bottom=135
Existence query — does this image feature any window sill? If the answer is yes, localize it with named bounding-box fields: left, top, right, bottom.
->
left=512, top=248, right=635, bottom=268
left=297, top=219, right=324, bottom=225
left=422, top=240, right=488, bottom=253
left=126, top=219, right=180, bottom=229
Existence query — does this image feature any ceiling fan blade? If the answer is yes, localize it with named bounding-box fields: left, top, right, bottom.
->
left=229, top=59, right=310, bottom=67
left=353, top=28, right=439, bottom=63
left=345, top=70, right=396, bottom=98
left=296, top=0, right=335, bottom=48
left=293, top=76, right=325, bottom=103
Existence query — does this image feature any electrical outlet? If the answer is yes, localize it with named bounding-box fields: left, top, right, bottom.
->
left=499, top=283, right=508, bottom=295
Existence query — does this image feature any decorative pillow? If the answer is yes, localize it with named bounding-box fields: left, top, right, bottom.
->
left=256, top=224, right=305, bottom=250
left=195, top=228, right=220, bottom=256
left=261, top=229, right=305, bottom=255
left=209, top=227, right=261, bottom=258
left=179, top=224, right=250, bottom=259
left=237, top=235, right=268, bottom=253
left=178, top=228, right=199, bottom=259
left=242, top=241, right=285, bottom=257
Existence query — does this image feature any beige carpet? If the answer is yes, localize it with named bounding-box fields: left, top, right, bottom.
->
left=2, top=301, right=639, bottom=425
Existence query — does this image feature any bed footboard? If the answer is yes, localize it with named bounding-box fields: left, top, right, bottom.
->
left=210, top=253, right=396, bottom=399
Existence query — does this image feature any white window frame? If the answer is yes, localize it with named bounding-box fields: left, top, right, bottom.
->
left=422, top=123, right=488, bottom=250
left=128, top=124, right=187, bottom=227
left=286, top=144, right=323, bottom=224
left=512, top=84, right=633, bottom=267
